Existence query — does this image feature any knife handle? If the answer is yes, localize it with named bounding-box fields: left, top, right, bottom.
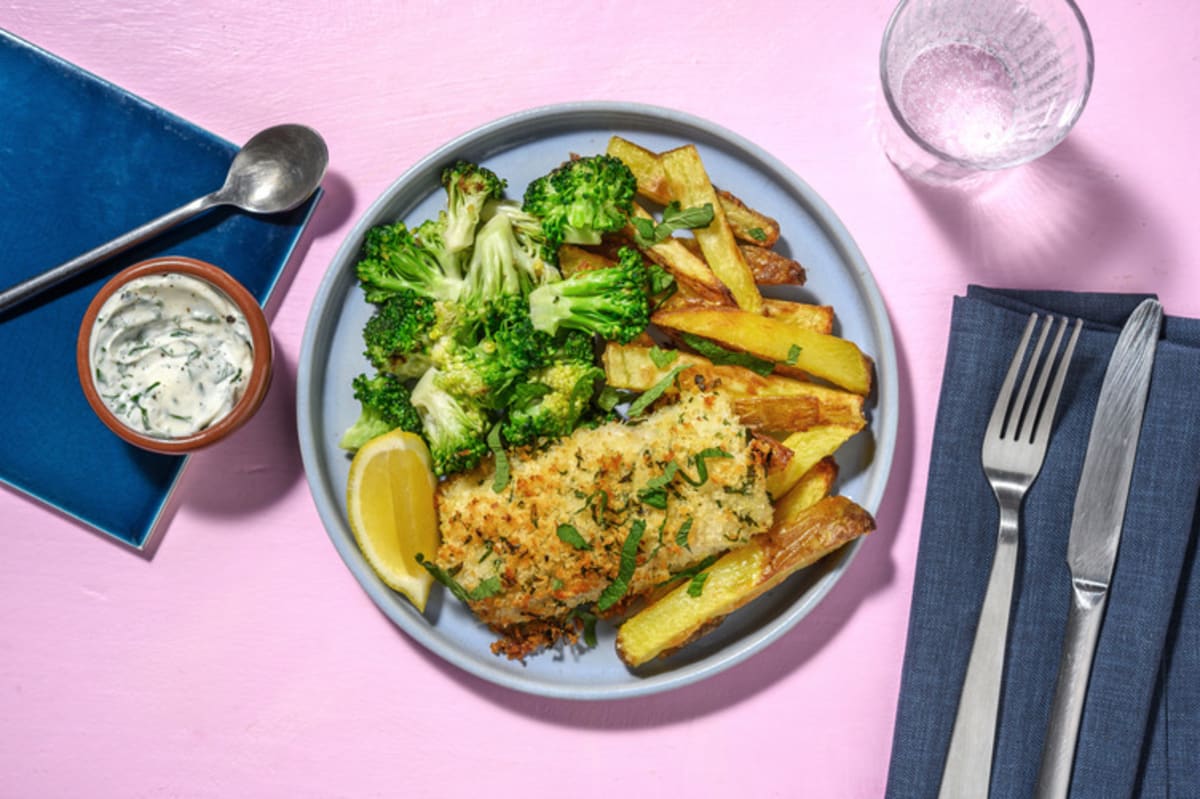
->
left=1034, top=579, right=1108, bottom=799
left=937, top=506, right=1020, bottom=799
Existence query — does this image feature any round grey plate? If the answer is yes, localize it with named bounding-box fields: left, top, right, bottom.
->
left=297, top=102, right=898, bottom=700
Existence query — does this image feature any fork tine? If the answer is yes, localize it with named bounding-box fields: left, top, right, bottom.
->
left=985, top=314, right=1039, bottom=442
left=1008, top=315, right=1054, bottom=441
left=985, top=313, right=1039, bottom=443
left=1028, top=317, right=1082, bottom=445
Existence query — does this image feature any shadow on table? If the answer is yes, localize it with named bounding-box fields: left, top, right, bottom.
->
left=899, top=138, right=1175, bottom=288
left=405, top=327, right=917, bottom=728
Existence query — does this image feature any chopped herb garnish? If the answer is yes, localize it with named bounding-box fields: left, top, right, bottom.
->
left=597, top=519, right=646, bottom=611
left=647, top=263, right=678, bottom=309
left=785, top=344, right=802, bottom=365
left=627, top=364, right=688, bottom=417
left=487, top=424, right=511, bottom=493
left=675, top=517, right=694, bottom=550
left=687, top=571, right=710, bottom=598
left=556, top=523, right=593, bottom=551
left=597, top=385, right=623, bottom=412
left=637, top=462, right=679, bottom=509
left=648, top=346, right=680, bottom=369
left=416, top=554, right=503, bottom=602
left=680, top=448, right=732, bottom=486
left=567, top=606, right=599, bottom=648
left=657, top=554, right=721, bottom=591
left=678, top=332, right=775, bottom=376
left=748, top=226, right=768, bottom=242
left=631, top=202, right=716, bottom=248
left=477, top=540, right=495, bottom=563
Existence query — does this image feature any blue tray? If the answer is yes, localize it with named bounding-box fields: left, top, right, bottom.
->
left=0, top=31, right=320, bottom=548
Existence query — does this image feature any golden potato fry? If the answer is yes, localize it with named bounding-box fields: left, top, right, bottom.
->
left=679, top=238, right=804, bottom=286
left=766, top=423, right=864, bottom=499
left=615, top=495, right=874, bottom=666
left=659, top=145, right=763, bottom=313
left=761, top=299, right=834, bottom=334
left=607, top=136, right=782, bottom=246
left=732, top=395, right=821, bottom=433
left=600, top=343, right=866, bottom=427
left=651, top=307, right=873, bottom=395
left=715, top=189, right=781, bottom=248
left=773, top=457, right=837, bottom=526
left=606, top=135, right=672, bottom=203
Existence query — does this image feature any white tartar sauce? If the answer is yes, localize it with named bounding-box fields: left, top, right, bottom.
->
left=89, top=272, right=255, bottom=439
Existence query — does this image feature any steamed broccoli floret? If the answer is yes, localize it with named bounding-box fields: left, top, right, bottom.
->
left=356, top=221, right=463, bottom=303
left=431, top=295, right=554, bottom=406
left=501, top=359, right=604, bottom=448
left=441, top=160, right=506, bottom=253
left=526, top=246, right=650, bottom=343
left=362, top=290, right=437, bottom=371
left=484, top=199, right=560, bottom=280
left=521, top=154, right=636, bottom=250
left=338, top=373, right=423, bottom=452
left=413, top=214, right=464, bottom=280
left=410, top=368, right=489, bottom=476
left=461, top=214, right=526, bottom=305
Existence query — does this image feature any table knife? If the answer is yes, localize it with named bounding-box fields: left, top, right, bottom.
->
left=1033, top=298, right=1163, bottom=799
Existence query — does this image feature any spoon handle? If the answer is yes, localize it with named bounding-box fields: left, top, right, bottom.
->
left=0, top=193, right=218, bottom=315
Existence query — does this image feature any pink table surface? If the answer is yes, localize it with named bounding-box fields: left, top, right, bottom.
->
left=3, top=2, right=1198, bottom=797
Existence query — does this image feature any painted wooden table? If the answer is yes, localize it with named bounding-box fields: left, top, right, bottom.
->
left=3, top=2, right=1198, bottom=796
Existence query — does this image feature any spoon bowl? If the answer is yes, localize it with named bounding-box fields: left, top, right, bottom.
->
left=218, top=124, right=329, bottom=214
left=0, top=123, right=328, bottom=315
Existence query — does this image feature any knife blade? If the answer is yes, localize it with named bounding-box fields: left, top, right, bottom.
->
left=1033, top=298, right=1163, bottom=799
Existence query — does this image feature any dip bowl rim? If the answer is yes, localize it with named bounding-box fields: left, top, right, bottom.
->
left=76, top=255, right=274, bottom=454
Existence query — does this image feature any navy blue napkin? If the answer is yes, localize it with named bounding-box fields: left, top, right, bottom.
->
left=885, top=287, right=1200, bottom=798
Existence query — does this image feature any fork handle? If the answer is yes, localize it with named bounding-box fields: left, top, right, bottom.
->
left=938, top=507, right=1020, bottom=799
left=1033, top=580, right=1108, bottom=799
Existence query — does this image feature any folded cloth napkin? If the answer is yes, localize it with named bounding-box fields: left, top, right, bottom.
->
left=885, top=287, right=1200, bottom=798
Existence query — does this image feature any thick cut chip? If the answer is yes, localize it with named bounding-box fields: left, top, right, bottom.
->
left=659, top=145, right=762, bottom=313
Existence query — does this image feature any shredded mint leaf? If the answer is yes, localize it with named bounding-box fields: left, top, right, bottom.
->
left=597, top=519, right=647, bottom=611
left=647, top=264, right=678, bottom=308
left=648, top=346, right=680, bottom=369
left=656, top=554, right=721, bottom=591
left=679, top=448, right=733, bottom=486
left=416, top=554, right=502, bottom=603
left=785, top=344, right=803, bottom=365
left=627, top=364, right=688, bottom=417
left=630, top=217, right=659, bottom=245
left=675, top=517, right=694, bottom=550
left=748, top=227, right=767, bottom=242
left=556, top=523, right=593, bottom=551
left=637, top=462, right=679, bottom=509
left=487, top=424, right=511, bottom=493
left=597, top=385, right=623, bottom=412
left=678, top=332, right=775, bottom=376
left=687, top=571, right=710, bottom=598
left=631, top=202, right=716, bottom=247
left=662, top=201, right=714, bottom=230
left=468, top=576, right=503, bottom=600
left=567, top=607, right=599, bottom=648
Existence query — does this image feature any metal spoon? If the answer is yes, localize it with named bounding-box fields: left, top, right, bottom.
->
left=0, top=123, right=328, bottom=314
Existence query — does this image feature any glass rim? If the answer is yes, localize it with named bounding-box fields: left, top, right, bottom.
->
left=878, top=0, right=1096, bottom=172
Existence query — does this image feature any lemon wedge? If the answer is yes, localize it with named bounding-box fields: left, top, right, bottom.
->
left=346, top=430, right=439, bottom=611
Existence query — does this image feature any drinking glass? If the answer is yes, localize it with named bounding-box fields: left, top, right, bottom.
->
left=879, top=0, right=1094, bottom=184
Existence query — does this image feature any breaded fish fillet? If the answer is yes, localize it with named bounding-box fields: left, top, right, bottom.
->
left=433, top=390, right=774, bottom=642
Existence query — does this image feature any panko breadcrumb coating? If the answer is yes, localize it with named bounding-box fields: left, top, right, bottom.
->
left=432, top=390, right=774, bottom=654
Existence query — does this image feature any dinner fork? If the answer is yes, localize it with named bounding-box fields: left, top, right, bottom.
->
left=937, top=313, right=1082, bottom=799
